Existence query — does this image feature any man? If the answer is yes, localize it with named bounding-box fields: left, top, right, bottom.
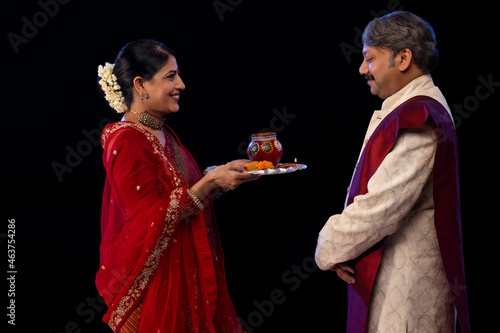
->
left=315, top=11, right=470, bottom=332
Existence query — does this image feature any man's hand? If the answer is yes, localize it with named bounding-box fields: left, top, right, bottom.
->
left=331, top=262, right=357, bottom=285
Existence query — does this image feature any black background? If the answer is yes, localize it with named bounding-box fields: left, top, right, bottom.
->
left=2, top=0, right=497, bottom=332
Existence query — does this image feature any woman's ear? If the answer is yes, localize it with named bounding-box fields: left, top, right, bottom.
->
left=398, top=48, right=413, bottom=72
left=133, top=76, right=145, bottom=96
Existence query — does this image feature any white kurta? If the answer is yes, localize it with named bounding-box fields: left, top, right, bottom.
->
left=315, top=75, right=456, bottom=332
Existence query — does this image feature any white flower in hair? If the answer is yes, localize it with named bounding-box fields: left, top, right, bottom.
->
left=97, top=62, right=128, bottom=113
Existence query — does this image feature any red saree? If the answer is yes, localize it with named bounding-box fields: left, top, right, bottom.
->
left=96, top=121, right=245, bottom=333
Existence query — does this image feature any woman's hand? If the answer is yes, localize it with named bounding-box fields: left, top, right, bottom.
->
left=331, top=262, right=357, bottom=285
left=210, top=161, right=260, bottom=190
left=190, top=160, right=259, bottom=200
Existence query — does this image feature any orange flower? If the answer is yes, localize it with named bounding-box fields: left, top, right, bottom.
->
left=241, top=160, right=275, bottom=171
left=250, top=160, right=274, bottom=170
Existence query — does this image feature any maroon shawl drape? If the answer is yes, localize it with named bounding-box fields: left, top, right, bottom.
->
left=345, top=96, right=470, bottom=333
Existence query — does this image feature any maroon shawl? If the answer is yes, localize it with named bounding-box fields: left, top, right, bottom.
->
left=345, top=96, right=470, bottom=333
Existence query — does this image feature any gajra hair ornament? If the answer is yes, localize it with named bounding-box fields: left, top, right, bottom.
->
left=97, top=62, right=128, bottom=113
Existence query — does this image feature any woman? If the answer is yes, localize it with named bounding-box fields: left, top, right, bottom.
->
left=96, top=39, right=258, bottom=333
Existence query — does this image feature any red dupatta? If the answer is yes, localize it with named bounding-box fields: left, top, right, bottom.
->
left=96, top=121, right=245, bottom=332
left=345, top=96, right=470, bottom=333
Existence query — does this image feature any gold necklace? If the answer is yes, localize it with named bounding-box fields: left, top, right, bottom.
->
left=129, top=110, right=164, bottom=130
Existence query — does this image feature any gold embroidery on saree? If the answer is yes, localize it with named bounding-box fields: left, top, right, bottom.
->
left=103, top=122, right=184, bottom=331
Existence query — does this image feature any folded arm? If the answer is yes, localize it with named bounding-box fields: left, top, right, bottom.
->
left=315, top=122, right=437, bottom=271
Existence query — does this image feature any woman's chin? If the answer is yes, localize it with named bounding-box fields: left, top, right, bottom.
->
left=156, top=105, right=180, bottom=115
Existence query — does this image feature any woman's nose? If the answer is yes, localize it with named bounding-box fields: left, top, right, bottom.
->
left=175, top=75, right=186, bottom=90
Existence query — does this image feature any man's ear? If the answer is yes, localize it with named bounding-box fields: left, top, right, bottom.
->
left=397, top=48, right=413, bottom=72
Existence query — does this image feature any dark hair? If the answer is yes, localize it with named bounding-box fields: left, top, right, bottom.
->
left=104, top=39, right=175, bottom=107
left=362, top=11, right=438, bottom=73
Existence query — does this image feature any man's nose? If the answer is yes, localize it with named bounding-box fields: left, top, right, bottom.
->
left=359, top=59, right=369, bottom=76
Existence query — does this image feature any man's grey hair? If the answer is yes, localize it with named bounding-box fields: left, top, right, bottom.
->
left=362, top=11, right=439, bottom=73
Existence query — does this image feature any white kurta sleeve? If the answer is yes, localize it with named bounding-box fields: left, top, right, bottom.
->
left=315, top=122, right=437, bottom=270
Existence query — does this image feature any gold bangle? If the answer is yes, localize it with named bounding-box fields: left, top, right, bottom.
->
left=186, top=189, right=204, bottom=211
